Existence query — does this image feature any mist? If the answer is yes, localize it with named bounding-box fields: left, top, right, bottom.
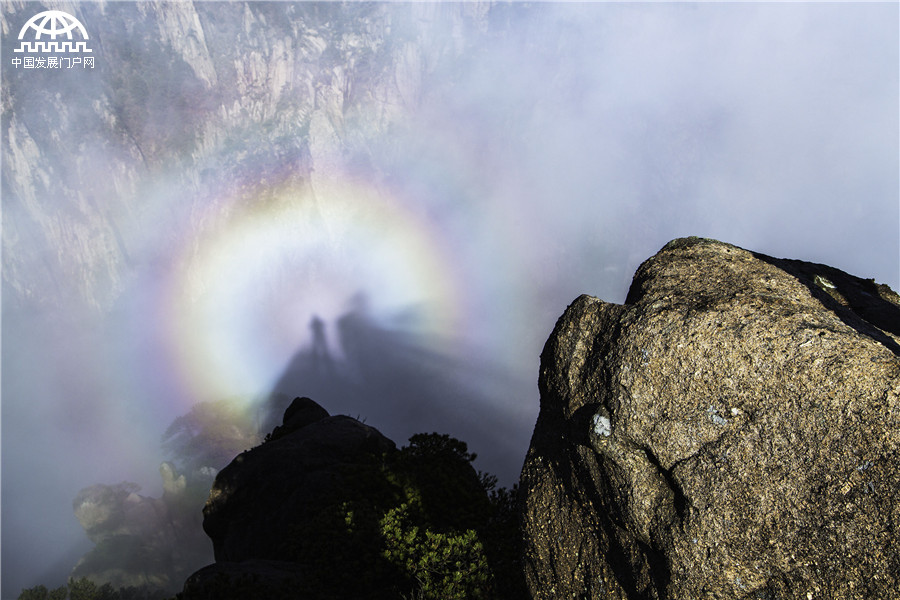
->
left=2, top=1, right=897, bottom=597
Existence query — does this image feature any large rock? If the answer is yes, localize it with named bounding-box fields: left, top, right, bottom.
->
left=181, top=560, right=311, bottom=599
left=520, top=237, right=900, bottom=599
left=185, top=397, right=519, bottom=599
left=202, top=398, right=396, bottom=562
left=187, top=398, right=402, bottom=598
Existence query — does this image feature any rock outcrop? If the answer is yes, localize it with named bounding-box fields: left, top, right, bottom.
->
left=188, top=397, right=398, bottom=597
left=202, top=397, right=397, bottom=563
left=185, top=397, right=524, bottom=599
left=520, top=237, right=900, bottom=599
left=71, top=466, right=214, bottom=592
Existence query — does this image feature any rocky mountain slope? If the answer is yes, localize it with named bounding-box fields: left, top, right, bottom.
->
left=521, top=237, right=900, bottom=599
left=2, top=1, right=497, bottom=311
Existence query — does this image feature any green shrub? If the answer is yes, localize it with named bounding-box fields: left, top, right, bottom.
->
left=278, top=432, right=523, bottom=599
left=17, top=585, right=67, bottom=600
left=380, top=502, right=492, bottom=600
left=18, top=580, right=174, bottom=600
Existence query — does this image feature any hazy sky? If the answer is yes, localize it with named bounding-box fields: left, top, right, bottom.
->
left=2, top=1, right=898, bottom=597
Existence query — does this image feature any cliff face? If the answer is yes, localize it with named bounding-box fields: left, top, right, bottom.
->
left=1, top=1, right=494, bottom=311
left=520, top=237, right=900, bottom=599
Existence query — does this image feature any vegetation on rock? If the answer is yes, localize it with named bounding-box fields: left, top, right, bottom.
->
left=25, top=423, right=524, bottom=600
left=263, top=432, right=524, bottom=600
left=17, top=578, right=174, bottom=600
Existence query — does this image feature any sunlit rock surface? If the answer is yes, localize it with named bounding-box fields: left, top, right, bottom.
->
left=520, top=237, right=900, bottom=599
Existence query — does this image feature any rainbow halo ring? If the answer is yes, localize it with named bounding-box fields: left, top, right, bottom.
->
left=163, top=178, right=464, bottom=406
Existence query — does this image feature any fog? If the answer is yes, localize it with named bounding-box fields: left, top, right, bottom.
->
left=2, top=1, right=897, bottom=597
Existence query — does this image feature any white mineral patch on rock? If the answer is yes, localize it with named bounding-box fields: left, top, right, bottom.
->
left=592, top=413, right=611, bottom=437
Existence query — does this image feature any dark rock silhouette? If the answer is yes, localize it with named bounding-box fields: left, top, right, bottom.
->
left=203, top=401, right=396, bottom=563
left=520, top=237, right=900, bottom=599
left=188, top=399, right=399, bottom=598
left=182, top=559, right=309, bottom=599
left=184, top=397, right=525, bottom=599
left=267, top=396, right=330, bottom=442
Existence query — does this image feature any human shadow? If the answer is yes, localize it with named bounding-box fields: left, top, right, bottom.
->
left=263, top=299, right=533, bottom=485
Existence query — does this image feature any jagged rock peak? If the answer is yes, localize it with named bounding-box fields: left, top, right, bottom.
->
left=267, top=396, right=330, bottom=441
left=520, top=237, right=900, bottom=599
left=203, top=407, right=396, bottom=564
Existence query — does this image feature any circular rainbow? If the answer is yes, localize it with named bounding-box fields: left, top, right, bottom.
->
left=160, top=175, right=466, bottom=409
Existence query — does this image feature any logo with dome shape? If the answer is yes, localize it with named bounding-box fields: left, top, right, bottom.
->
left=14, top=10, right=93, bottom=54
